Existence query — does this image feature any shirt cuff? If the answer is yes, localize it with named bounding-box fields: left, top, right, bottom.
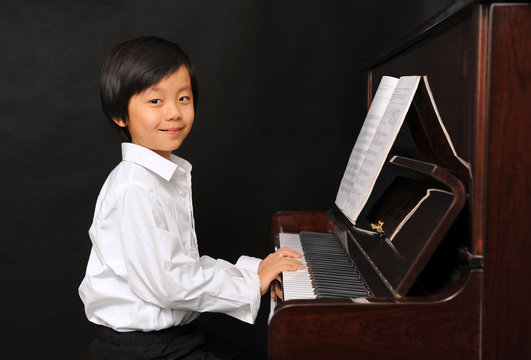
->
left=235, top=255, right=261, bottom=273
left=224, top=265, right=261, bottom=324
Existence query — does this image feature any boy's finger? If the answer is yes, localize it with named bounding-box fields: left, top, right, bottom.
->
left=276, top=248, right=302, bottom=258
left=283, top=258, right=305, bottom=270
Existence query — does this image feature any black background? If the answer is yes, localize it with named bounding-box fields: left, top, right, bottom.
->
left=0, top=1, right=453, bottom=358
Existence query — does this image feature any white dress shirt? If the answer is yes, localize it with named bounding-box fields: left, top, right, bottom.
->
left=79, top=143, right=262, bottom=332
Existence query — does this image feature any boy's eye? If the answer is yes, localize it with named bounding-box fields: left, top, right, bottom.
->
left=150, top=99, right=162, bottom=104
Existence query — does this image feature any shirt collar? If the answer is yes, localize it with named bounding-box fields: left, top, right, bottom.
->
left=121, top=143, right=192, bottom=181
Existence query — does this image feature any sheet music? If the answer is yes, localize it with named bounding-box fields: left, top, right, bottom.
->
left=335, top=76, right=399, bottom=213
left=336, top=76, right=420, bottom=224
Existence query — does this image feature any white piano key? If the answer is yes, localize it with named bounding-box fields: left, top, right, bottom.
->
left=279, top=233, right=317, bottom=300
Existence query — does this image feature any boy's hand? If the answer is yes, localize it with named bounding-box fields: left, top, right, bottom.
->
left=257, top=248, right=304, bottom=296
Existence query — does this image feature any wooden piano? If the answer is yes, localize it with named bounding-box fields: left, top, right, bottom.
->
left=268, top=2, right=531, bottom=359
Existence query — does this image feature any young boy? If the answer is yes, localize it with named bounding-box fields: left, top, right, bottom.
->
left=79, top=36, right=303, bottom=360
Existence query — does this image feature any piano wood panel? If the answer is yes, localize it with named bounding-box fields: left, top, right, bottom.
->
left=484, top=4, right=531, bottom=359
left=270, top=211, right=333, bottom=244
left=269, top=269, right=482, bottom=360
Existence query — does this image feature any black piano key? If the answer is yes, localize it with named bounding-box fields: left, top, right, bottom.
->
left=313, top=284, right=365, bottom=293
left=310, top=274, right=364, bottom=286
left=299, top=232, right=371, bottom=299
left=317, top=289, right=367, bottom=298
left=313, top=280, right=365, bottom=290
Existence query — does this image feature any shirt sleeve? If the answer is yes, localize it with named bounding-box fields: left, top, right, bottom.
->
left=95, top=183, right=261, bottom=324
left=235, top=255, right=262, bottom=273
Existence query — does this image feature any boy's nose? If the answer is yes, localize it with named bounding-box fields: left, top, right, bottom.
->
left=167, top=102, right=182, bottom=120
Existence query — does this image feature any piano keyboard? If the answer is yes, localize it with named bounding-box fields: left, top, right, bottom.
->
left=279, top=232, right=370, bottom=300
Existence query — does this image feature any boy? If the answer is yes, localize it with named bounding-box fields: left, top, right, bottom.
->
left=79, top=36, right=303, bottom=360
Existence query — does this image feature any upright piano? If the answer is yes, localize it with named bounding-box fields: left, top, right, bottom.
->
left=268, top=2, right=531, bottom=359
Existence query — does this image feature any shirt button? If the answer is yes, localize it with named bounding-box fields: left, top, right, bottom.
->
left=179, top=192, right=186, bottom=197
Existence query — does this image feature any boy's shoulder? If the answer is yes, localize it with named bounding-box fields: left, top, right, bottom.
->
left=93, top=160, right=158, bottom=221
left=101, top=160, right=155, bottom=197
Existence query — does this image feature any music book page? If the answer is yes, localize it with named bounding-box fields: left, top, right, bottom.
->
left=335, top=75, right=421, bottom=224
left=335, top=76, right=399, bottom=213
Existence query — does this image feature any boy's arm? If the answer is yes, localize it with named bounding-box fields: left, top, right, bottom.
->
left=98, top=184, right=263, bottom=323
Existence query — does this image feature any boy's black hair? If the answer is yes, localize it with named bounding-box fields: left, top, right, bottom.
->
left=100, top=36, right=198, bottom=142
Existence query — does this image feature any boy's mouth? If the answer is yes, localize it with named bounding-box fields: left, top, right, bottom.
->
left=160, top=128, right=183, bottom=135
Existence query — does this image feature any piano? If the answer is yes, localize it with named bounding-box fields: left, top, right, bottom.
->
left=268, top=2, right=531, bottom=359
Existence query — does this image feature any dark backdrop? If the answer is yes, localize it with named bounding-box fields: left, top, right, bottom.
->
left=0, top=1, right=452, bottom=358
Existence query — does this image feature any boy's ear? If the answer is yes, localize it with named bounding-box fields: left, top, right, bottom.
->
left=112, top=117, right=127, bottom=128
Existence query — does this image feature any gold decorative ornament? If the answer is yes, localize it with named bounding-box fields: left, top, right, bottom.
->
left=370, top=220, right=385, bottom=234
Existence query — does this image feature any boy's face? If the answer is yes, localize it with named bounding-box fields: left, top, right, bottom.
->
left=114, top=65, right=194, bottom=160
